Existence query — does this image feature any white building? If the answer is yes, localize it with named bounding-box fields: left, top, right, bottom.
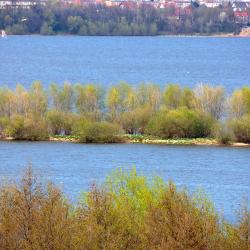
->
left=0, top=0, right=46, bottom=9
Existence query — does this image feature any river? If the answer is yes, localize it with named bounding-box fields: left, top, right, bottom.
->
left=0, top=36, right=250, bottom=91
left=0, top=141, right=249, bottom=221
left=0, top=36, right=250, bottom=222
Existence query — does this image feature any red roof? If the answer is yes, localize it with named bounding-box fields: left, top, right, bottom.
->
left=234, top=11, right=249, bottom=17
left=119, top=1, right=137, bottom=9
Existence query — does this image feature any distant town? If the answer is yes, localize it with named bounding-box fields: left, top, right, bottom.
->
left=0, top=0, right=249, bottom=35
left=0, top=0, right=249, bottom=24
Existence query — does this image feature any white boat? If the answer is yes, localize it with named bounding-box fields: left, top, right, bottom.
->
left=1, top=30, right=7, bottom=38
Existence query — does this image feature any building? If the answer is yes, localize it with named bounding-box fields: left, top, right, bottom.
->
left=232, top=1, right=250, bottom=24
left=0, top=0, right=46, bottom=9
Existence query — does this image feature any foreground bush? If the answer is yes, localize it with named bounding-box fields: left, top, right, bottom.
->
left=0, top=167, right=249, bottom=250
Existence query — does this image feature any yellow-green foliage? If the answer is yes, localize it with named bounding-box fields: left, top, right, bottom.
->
left=4, top=115, right=48, bottom=141
left=106, top=168, right=166, bottom=215
left=0, top=83, right=250, bottom=143
left=0, top=167, right=249, bottom=250
left=230, top=86, right=250, bottom=118
left=230, top=115, right=250, bottom=143
left=242, top=87, right=250, bottom=114
left=142, top=184, right=222, bottom=249
left=73, top=119, right=123, bottom=143
left=163, top=84, right=195, bottom=110
left=146, top=108, right=213, bottom=139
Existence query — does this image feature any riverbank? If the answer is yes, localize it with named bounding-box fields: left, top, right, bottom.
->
left=4, top=29, right=250, bottom=37
left=2, top=135, right=250, bottom=147
left=219, top=27, right=250, bottom=37
left=163, top=27, right=250, bottom=37
left=47, top=134, right=250, bottom=147
left=123, top=135, right=250, bottom=147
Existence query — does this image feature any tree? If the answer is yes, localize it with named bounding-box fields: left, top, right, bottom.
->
left=13, top=84, right=30, bottom=117
left=49, top=83, right=74, bottom=113
left=0, top=87, right=14, bottom=118
left=67, top=16, right=84, bottom=34
left=163, top=84, right=182, bottom=110
left=106, top=82, right=132, bottom=121
left=194, top=84, right=225, bottom=120
left=29, top=81, right=47, bottom=116
left=137, top=84, right=161, bottom=112
left=229, top=89, right=245, bottom=118
left=75, top=84, right=104, bottom=120
left=40, top=22, right=54, bottom=35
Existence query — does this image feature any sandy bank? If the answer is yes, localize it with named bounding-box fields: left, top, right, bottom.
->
left=1, top=135, right=249, bottom=147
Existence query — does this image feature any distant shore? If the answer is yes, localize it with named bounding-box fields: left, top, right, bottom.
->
left=161, top=28, right=250, bottom=38
left=3, top=27, right=250, bottom=38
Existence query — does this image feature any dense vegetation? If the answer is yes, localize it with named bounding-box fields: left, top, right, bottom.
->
left=0, top=167, right=249, bottom=249
left=0, top=2, right=240, bottom=35
left=0, top=82, right=250, bottom=144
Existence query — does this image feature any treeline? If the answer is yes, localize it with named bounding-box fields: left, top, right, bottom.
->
left=0, top=82, right=250, bottom=143
left=0, top=3, right=239, bottom=35
left=0, top=167, right=249, bottom=249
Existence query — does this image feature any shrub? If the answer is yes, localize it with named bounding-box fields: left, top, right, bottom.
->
left=40, top=22, right=54, bottom=35
left=223, top=203, right=250, bottom=250
left=142, top=183, right=222, bottom=249
left=4, top=115, right=25, bottom=139
left=10, top=24, right=26, bottom=35
left=0, top=167, right=249, bottom=249
left=120, top=107, right=152, bottom=134
left=46, top=110, right=77, bottom=135
left=146, top=108, right=213, bottom=139
left=73, top=185, right=140, bottom=249
left=230, top=115, right=250, bottom=143
left=73, top=119, right=123, bottom=143
left=213, top=123, right=235, bottom=145
left=0, top=167, right=72, bottom=249
left=0, top=117, right=10, bottom=137
left=5, top=115, right=48, bottom=141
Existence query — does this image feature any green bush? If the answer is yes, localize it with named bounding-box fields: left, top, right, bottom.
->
left=120, top=107, right=152, bottom=134
left=230, top=115, right=250, bottom=143
left=5, top=115, right=48, bottom=141
left=213, top=123, right=235, bottom=145
left=73, top=119, right=123, bottom=143
left=0, top=117, right=10, bottom=137
left=40, top=22, right=54, bottom=35
left=146, top=108, right=213, bottom=139
left=46, top=110, right=76, bottom=135
left=10, top=24, right=27, bottom=35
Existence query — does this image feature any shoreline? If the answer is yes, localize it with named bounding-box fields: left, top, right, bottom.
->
left=1, top=136, right=250, bottom=147
left=4, top=28, right=250, bottom=38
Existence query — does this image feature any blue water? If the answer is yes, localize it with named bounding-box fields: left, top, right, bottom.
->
left=0, top=36, right=250, bottom=91
left=0, top=141, right=249, bottom=221
left=0, top=36, right=250, bottom=222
